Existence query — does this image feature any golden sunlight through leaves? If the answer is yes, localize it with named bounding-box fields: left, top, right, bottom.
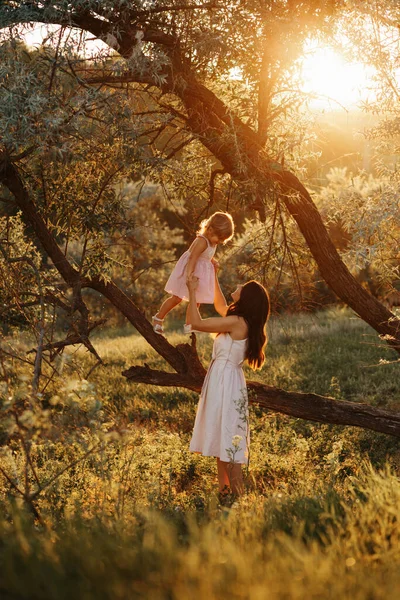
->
left=300, top=40, right=375, bottom=111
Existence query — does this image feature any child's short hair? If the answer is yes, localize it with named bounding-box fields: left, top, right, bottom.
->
left=198, top=211, right=234, bottom=244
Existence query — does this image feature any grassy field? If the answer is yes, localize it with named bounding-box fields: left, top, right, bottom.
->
left=1, top=308, right=400, bottom=599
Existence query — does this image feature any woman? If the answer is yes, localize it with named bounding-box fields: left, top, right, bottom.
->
left=186, top=271, right=270, bottom=498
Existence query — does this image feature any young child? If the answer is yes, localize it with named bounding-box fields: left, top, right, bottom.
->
left=152, top=211, right=234, bottom=334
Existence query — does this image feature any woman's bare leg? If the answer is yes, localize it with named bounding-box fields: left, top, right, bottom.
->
left=217, top=459, right=244, bottom=496
left=155, top=295, right=182, bottom=320
left=228, top=463, right=244, bottom=496
left=216, top=458, right=230, bottom=492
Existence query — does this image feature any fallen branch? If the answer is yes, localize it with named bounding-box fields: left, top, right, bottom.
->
left=123, top=361, right=400, bottom=438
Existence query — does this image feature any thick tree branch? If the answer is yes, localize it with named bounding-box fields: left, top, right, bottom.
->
left=122, top=363, right=400, bottom=438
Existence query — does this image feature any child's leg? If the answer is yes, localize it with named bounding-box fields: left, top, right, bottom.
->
left=156, top=295, right=182, bottom=320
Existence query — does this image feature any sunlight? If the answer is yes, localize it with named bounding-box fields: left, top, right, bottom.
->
left=300, top=40, right=375, bottom=110
left=20, top=23, right=108, bottom=56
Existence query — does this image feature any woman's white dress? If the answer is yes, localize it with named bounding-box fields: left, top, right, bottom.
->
left=190, top=333, right=249, bottom=464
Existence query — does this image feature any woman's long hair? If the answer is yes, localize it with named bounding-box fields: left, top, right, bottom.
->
left=226, top=281, right=270, bottom=370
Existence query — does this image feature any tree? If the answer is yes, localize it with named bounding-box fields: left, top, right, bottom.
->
left=1, top=1, right=400, bottom=436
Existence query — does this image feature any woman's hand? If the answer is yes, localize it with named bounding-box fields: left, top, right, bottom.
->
left=186, top=273, right=199, bottom=291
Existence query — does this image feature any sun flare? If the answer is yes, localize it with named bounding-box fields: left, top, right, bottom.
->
left=300, top=41, right=374, bottom=110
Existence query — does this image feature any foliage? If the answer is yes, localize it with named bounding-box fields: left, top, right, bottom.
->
left=330, top=2, right=400, bottom=292
left=109, top=183, right=185, bottom=318
left=341, top=0, right=400, bottom=145
left=0, top=2, right=399, bottom=343
left=315, top=167, right=400, bottom=287
left=0, top=213, right=43, bottom=330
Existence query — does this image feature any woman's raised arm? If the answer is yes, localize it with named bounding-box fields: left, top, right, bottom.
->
left=187, top=274, right=238, bottom=333
left=213, top=270, right=228, bottom=316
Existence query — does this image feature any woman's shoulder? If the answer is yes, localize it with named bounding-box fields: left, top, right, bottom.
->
left=225, top=315, right=248, bottom=338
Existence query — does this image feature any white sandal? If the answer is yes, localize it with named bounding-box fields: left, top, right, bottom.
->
left=152, top=315, right=164, bottom=335
left=184, top=324, right=201, bottom=334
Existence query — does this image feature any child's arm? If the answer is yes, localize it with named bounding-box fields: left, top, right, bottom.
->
left=214, top=270, right=228, bottom=316
left=185, top=237, right=207, bottom=278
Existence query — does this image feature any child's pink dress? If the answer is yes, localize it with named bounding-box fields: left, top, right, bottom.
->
left=164, top=234, right=216, bottom=303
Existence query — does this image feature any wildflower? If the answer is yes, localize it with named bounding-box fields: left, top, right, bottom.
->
left=232, top=435, right=243, bottom=449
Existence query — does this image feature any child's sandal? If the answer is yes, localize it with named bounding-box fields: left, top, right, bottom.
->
left=152, top=315, right=164, bottom=335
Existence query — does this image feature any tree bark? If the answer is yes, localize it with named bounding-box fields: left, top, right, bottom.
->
left=123, top=363, right=400, bottom=438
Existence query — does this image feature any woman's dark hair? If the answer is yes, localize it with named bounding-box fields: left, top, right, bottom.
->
left=226, top=280, right=270, bottom=370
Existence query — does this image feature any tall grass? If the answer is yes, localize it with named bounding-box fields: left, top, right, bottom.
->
left=1, top=465, right=400, bottom=599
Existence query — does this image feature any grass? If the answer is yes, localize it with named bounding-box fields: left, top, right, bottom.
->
left=1, top=308, right=400, bottom=598
left=1, top=467, right=400, bottom=599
